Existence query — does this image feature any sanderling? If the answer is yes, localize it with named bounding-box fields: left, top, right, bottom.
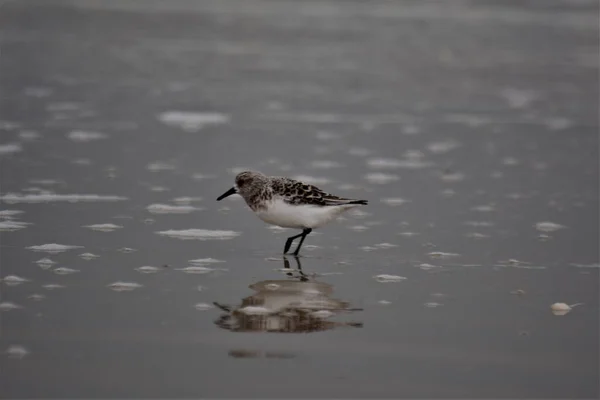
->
left=217, top=171, right=368, bottom=255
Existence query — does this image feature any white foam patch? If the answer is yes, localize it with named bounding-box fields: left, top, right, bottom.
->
left=0, top=221, right=29, bottom=231
left=315, top=131, right=340, bottom=141
left=1, top=275, right=29, bottom=286
left=571, top=263, right=599, bottom=268
left=471, top=205, right=496, bottom=212
left=158, top=111, right=230, bottom=132
left=136, top=266, right=161, bottom=274
left=146, top=204, right=200, bottom=214
left=42, top=284, right=65, bottom=290
left=191, top=173, right=216, bottom=180
left=156, top=229, right=240, bottom=240
left=535, top=221, right=566, bottom=232
left=0, top=302, right=22, bottom=311
left=0, top=210, right=24, bottom=218
left=172, top=196, right=203, bottom=205
left=364, top=173, right=400, bottom=184
left=18, top=131, right=41, bottom=140
left=34, top=258, right=56, bottom=268
left=374, top=243, right=398, bottom=249
left=500, top=88, right=537, bottom=109
left=381, top=198, right=410, bottom=206
left=347, top=147, right=372, bottom=157
left=147, top=161, right=176, bottom=172
left=466, top=232, right=490, bottom=239
left=427, top=140, right=461, bottom=154
left=464, top=221, right=494, bottom=227
left=83, top=223, right=123, bottom=232
left=440, top=172, right=465, bottom=182
left=176, top=266, right=216, bottom=274
left=428, top=251, right=460, bottom=259
left=67, top=131, right=107, bottom=142
left=545, top=117, right=572, bottom=131
left=53, top=267, right=79, bottom=275
left=5, top=345, right=29, bottom=359
left=188, top=258, right=225, bottom=265
left=79, top=252, right=100, bottom=260
left=367, top=157, right=433, bottom=170
left=27, top=244, right=83, bottom=254
left=0, top=193, right=127, bottom=203
left=502, top=157, right=520, bottom=166
left=445, top=114, right=490, bottom=127
left=194, top=303, right=214, bottom=311
left=292, top=175, right=332, bottom=185
left=374, top=274, right=407, bottom=283
left=107, top=281, right=142, bottom=292
left=72, top=158, right=92, bottom=166
left=0, top=143, right=22, bottom=155
left=310, top=160, right=343, bottom=169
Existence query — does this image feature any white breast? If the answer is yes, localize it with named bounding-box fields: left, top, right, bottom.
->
left=255, top=198, right=357, bottom=229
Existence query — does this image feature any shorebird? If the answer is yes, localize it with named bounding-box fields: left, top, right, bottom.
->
left=216, top=171, right=368, bottom=255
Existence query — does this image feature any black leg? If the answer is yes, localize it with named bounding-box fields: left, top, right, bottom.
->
left=292, top=228, right=312, bottom=256
left=283, top=231, right=304, bottom=254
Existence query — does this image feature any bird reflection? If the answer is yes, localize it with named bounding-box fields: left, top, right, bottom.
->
left=213, top=256, right=363, bottom=333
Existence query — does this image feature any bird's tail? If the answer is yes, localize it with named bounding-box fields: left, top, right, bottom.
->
left=346, top=200, right=368, bottom=205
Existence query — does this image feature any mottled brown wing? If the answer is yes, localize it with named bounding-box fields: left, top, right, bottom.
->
left=276, top=178, right=363, bottom=206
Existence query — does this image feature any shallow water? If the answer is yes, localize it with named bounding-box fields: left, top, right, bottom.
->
left=1, top=0, right=598, bottom=398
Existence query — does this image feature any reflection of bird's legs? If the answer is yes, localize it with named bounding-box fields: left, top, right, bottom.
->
left=283, top=256, right=308, bottom=281
left=291, top=256, right=308, bottom=282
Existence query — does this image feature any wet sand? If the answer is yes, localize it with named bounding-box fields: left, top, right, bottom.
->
left=0, top=0, right=598, bottom=398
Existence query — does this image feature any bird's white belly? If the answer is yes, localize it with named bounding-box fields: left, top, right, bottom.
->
left=255, top=199, right=353, bottom=229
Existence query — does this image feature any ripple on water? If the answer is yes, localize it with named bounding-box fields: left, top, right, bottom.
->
left=107, top=282, right=142, bottom=292
left=0, top=302, right=22, bottom=311
left=146, top=204, right=201, bottom=214
left=27, top=244, right=83, bottom=254
left=367, top=157, right=434, bottom=169
left=5, top=345, right=29, bottom=359
left=374, top=275, right=407, bottom=283
left=426, top=140, right=461, bottom=154
left=188, top=258, right=225, bottom=265
left=364, top=173, right=400, bottom=184
left=35, top=258, right=56, bottom=268
left=0, top=221, right=30, bottom=231
left=381, top=197, right=410, bottom=206
left=428, top=251, right=460, bottom=259
left=79, top=253, right=100, bottom=260
left=0, top=193, right=127, bottom=203
left=53, top=267, right=79, bottom=275
left=1, top=275, right=29, bottom=286
left=83, top=223, right=123, bottom=232
left=535, top=221, right=566, bottom=232
left=146, top=161, right=176, bottom=172
left=176, top=266, right=216, bottom=274
left=0, top=143, right=23, bottom=155
left=291, top=175, right=332, bottom=185
left=135, top=266, right=161, bottom=274
left=157, top=111, right=230, bottom=132
left=156, top=229, right=241, bottom=240
left=66, top=131, right=107, bottom=142
left=0, top=210, right=24, bottom=218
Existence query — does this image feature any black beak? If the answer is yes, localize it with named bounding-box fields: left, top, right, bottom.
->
left=216, top=187, right=237, bottom=201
